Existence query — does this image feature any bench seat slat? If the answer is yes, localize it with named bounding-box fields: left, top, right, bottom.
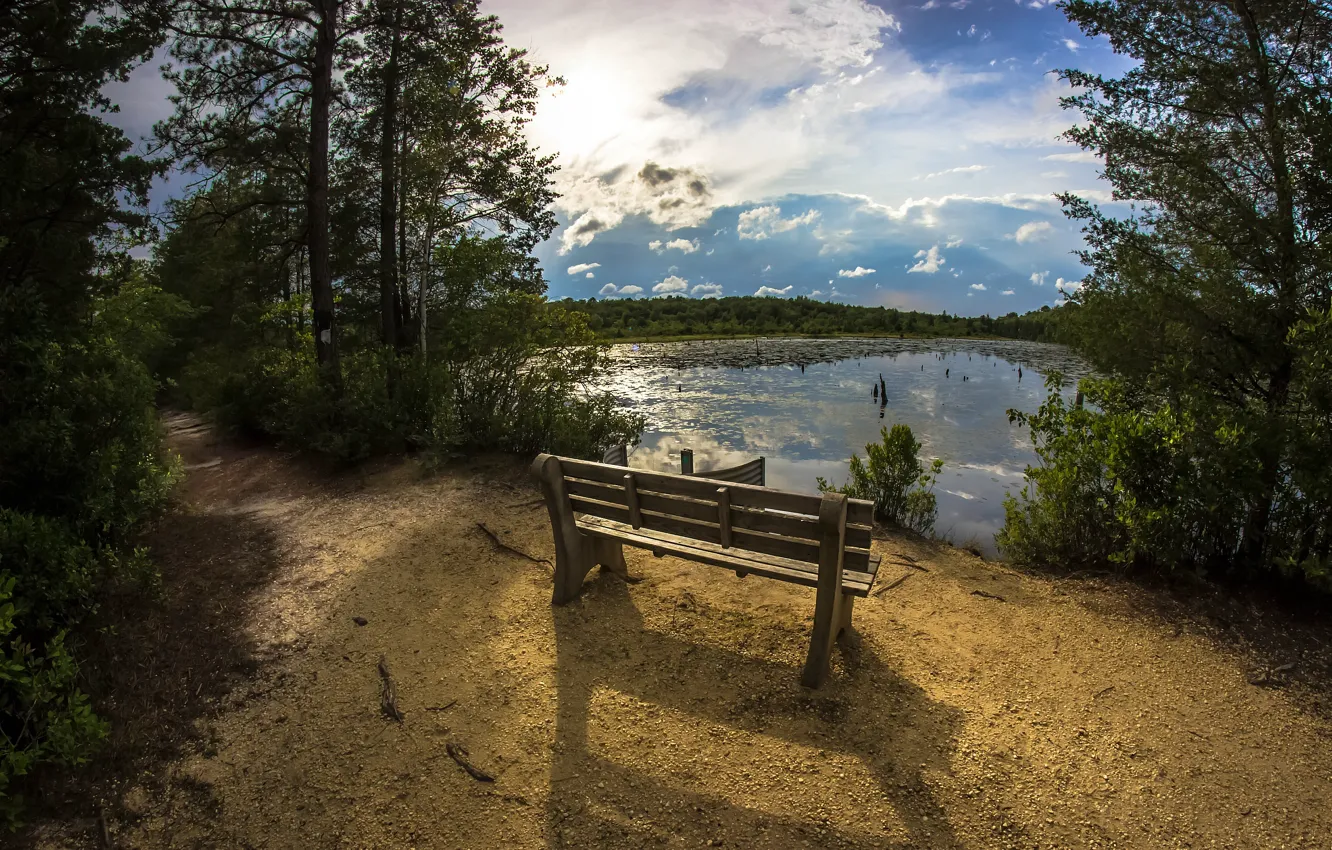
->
left=575, top=515, right=880, bottom=597
left=564, top=476, right=872, bottom=550
left=569, top=494, right=876, bottom=573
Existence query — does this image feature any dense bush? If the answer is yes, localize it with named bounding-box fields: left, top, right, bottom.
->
left=999, top=372, right=1332, bottom=589
left=178, top=294, right=645, bottom=463
left=0, top=285, right=180, bottom=824
left=819, top=425, right=942, bottom=535
left=1000, top=1, right=1332, bottom=592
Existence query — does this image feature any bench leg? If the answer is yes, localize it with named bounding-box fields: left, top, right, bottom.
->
left=551, top=539, right=597, bottom=605
left=590, top=537, right=628, bottom=578
left=534, top=453, right=599, bottom=606
left=801, top=588, right=855, bottom=688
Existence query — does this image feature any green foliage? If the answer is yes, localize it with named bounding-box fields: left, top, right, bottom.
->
left=1001, top=0, right=1332, bottom=588
left=0, top=571, right=108, bottom=829
left=176, top=295, right=644, bottom=463
left=0, top=0, right=174, bottom=817
left=819, top=425, right=942, bottom=535
left=565, top=296, right=1070, bottom=342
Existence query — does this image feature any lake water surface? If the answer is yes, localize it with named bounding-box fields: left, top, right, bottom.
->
left=600, top=337, right=1089, bottom=555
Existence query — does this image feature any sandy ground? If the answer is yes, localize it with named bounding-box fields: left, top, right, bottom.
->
left=24, top=413, right=1332, bottom=849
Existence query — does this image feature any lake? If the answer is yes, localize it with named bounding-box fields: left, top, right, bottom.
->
left=600, top=337, right=1089, bottom=556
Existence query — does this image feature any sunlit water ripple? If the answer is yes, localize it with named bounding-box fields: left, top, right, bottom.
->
left=598, top=337, right=1090, bottom=556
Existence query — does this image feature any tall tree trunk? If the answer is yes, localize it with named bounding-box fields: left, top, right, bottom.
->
left=419, top=215, right=435, bottom=359
left=1234, top=1, right=1297, bottom=567
left=378, top=0, right=402, bottom=348
left=309, top=0, right=338, bottom=376
left=396, top=116, right=411, bottom=350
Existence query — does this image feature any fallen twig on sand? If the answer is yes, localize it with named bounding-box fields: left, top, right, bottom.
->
left=506, top=498, right=544, bottom=509
left=476, top=522, right=553, bottom=567
left=1247, top=661, right=1295, bottom=687
left=889, top=552, right=929, bottom=571
left=354, top=521, right=392, bottom=533
left=971, top=589, right=1007, bottom=602
left=424, top=700, right=457, bottom=712
left=446, top=742, right=495, bottom=782
left=1093, top=685, right=1115, bottom=699
left=873, top=573, right=912, bottom=597
left=377, top=655, right=404, bottom=722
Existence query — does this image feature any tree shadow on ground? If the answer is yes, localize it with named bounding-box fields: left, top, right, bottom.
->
left=545, top=570, right=1022, bottom=849
left=21, top=509, right=284, bottom=844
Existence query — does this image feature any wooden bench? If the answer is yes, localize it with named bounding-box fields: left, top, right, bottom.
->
left=680, top=448, right=765, bottom=486
left=531, top=453, right=881, bottom=688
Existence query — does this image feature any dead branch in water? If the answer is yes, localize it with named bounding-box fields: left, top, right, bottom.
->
left=476, top=522, right=552, bottom=567
left=446, top=742, right=495, bottom=782
left=378, top=655, right=404, bottom=722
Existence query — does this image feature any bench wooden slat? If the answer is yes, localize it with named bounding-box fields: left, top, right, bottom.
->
left=575, top=515, right=879, bottom=597
left=563, top=459, right=821, bottom=515
left=624, top=473, right=642, bottom=529
left=695, top=457, right=765, bottom=486
left=569, top=492, right=876, bottom=572
left=717, top=487, right=732, bottom=548
left=564, top=475, right=872, bottom=550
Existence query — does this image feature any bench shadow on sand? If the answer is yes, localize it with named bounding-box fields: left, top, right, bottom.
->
left=544, top=569, right=1023, bottom=849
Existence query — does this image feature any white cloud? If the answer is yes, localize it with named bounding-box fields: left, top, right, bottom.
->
left=598, top=283, right=618, bottom=295
left=762, top=263, right=772, bottom=272
left=567, top=262, right=601, bottom=275
left=665, top=237, right=699, bottom=253
left=1013, top=221, right=1053, bottom=243
left=755, top=284, right=794, bottom=297
left=618, top=284, right=644, bottom=296
left=1041, top=150, right=1100, bottom=163
left=1001, top=288, right=1015, bottom=295
left=918, top=164, right=986, bottom=181
left=945, top=237, right=963, bottom=248
left=970, top=283, right=986, bottom=291
left=809, top=289, right=825, bottom=297
left=838, top=266, right=876, bottom=278
left=908, top=245, right=946, bottom=274
left=737, top=205, right=821, bottom=240
left=691, top=283, right=723, bottom=298
left=652, top=274, right=690, bottom=294
left=586, top=272, right=595, bottom=278
left=1063, top=38, right=1082, bottom=52
left=648, top=239, right=664, bottom=253
left=1030, top=270, right=1048, bottom=286
left=1056, top=276, right=1083, bottom=294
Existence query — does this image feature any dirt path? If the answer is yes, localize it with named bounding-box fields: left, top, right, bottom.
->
left=30, top=415, right=1332, bottom=849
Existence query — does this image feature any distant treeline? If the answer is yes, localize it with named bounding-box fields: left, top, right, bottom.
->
left=563, top=295, right=1070, bottom=342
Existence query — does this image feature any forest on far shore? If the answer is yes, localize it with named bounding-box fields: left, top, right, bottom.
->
left=563, top=295, right=1068, bottom=342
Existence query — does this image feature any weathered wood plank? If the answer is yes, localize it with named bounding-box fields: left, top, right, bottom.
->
left=694, top=457, right=765, bottom=487
left=717, top=487, right=732, bottom=549
left=575, top=515, right=877, bottom=596
left=624, top=473, right=642, bottom=529
left=570, top=494, right=875, bottom=571
left=562, top=459, right=823, bottom=516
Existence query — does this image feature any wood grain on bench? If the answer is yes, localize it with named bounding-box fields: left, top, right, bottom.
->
left=532, top=454, right=881, bottom=688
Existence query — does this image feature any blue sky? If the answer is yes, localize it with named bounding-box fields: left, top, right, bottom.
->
left=488, top=0, right=1132, bottom=313
left=107, top=0, right=1131, bottom=314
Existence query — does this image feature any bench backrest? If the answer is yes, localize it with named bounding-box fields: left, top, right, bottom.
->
left=681, top=449, right=765, bottom=486
left=551, top=456, right=875, bottom=574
